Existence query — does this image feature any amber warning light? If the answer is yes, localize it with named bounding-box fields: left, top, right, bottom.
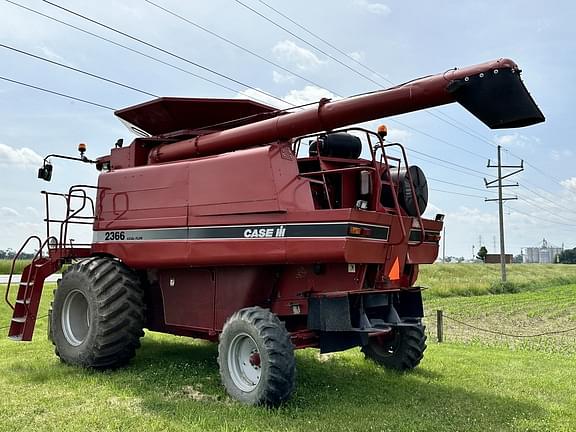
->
left=377, top=124, right=388, bottom=139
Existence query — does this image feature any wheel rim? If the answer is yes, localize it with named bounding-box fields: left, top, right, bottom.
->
left=227, top=332, right=261, bottom=392
left=370, top=330, right=401, bottom=358
left=61, top=290, right=91, bottom=346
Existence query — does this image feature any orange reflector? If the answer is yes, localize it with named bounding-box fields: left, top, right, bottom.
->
left=349, top=226, right=363, bottom=235
left=78, top=143, right=87, bottom=152
left=348, top=226, right=373, bottom=236
left=388, top=257, right=400, bottom=281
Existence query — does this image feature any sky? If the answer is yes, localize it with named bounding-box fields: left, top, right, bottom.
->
left=0, top=0, right=574, bottom=258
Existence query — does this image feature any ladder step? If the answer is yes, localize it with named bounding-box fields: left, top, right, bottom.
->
left=15, top=299, right=30, bottom=305
left=11, top=317, right=26, bottom=324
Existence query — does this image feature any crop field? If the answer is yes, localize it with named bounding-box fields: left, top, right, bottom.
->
left=419, top=263, right=576, bottom=298
left=425, top=284, right=576, bottom=353
left=1, top=264, right=575, bottom=431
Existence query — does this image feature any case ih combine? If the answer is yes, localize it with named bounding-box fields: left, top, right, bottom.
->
left=5, top=58, right=543, bottom=406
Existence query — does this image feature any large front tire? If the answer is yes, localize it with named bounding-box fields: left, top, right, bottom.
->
left=362, top=324, right=427, bottom=371
left=218, top=307, right=295, bottom=406
left=51, top=257, right=145, bottom=369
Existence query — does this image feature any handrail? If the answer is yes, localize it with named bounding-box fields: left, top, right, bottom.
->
left=381, top=142, right=426, bottom=246
left=4, top=235, right=42, bottom=310
left=371, top=136, right=408, bottom=246
left=42, top=184, right=100, bottom=251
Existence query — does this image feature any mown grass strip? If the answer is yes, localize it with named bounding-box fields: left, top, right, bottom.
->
left=0, top=284, right=575, bottom=431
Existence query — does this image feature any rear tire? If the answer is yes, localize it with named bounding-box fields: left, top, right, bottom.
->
left=362, top=324, right=427, bottom=371
left=51, top=257, right=145, bottom=369
left=218, top=307, right=295, bottom=406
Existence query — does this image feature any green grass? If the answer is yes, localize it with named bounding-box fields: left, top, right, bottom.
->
left=1, top=284, right=576, bottom=431
left=0, top=259, right=30, bottom=274
left=419, top=263, right=576, bottom=298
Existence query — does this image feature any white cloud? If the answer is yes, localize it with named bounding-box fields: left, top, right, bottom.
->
left=236, top=88, right=290, bottom=109
left=550, top=149, right=573, bottom=161
left=272, top=71, right=295, bottom=84
left=561, top=177, right=576, bottom=191
left=447, top=206, right=497, bottom=225
left=25, top=206, right=40, bottom=218
left=387, top=128, right=411, bottom=142
left=494, top=133, right=540, bottom=149
left=353, top=0, right=391, bottom=16
left=38, top=46, right=67, bottom=64
left=236, top=86, right=336, bottom=109
left=284, top=86, right=336, bottom=106
left=272, top=40, right=324, bottom=71
left=0, top=143, right=43, bottom=168
left=0, top=207, right=20, bottom=217
left=349, top=51, right=365, bottom=62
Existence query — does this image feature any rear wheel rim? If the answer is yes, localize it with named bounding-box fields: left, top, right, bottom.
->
left=370, top=330, right=401, bottom=357
left=61, top=290, right=90, bottom=346
left=228, top=332, right=261, bottom=392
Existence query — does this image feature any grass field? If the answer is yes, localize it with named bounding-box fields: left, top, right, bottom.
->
left=419, top=263, right=576, bottom=298
left=1, top=281, right=576, bottom=431
left=0, top=259, right=30, bottom=274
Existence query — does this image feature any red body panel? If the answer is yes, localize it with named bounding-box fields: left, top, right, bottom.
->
left=91, top=143, right=441, bottom=336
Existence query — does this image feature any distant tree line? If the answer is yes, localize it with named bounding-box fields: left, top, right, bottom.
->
left=0, top=249, right=36, bottom=260
left=558, top=248, right=576, bottom=264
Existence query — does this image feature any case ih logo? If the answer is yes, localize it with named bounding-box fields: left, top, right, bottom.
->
left=243, top=225, right=286, bottom=238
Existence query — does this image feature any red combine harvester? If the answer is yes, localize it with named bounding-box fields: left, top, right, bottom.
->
left=5, top=58, right=543, bottom=405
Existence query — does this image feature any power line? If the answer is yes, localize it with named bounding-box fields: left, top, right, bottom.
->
left=0, top=75, right=115, bottom=110
left=405, top=146, right=489, bottom=177
left=429, top=188, right=486, bottom=199
left=234, top=0, right=383, bottom=89
left=0, top=43, right=158, bottom=98
left=390, top=118, right=489, bottom=160
left=429, top=177, right=497, bottom=194
left=519, top=184, right=576, bottom=214
left=4, top=0, right=268, bottom=104
left=505, top=203, right=576, bottom=230
left=514, top=194, right=576, bottom=225
left=24, top=0, right=495, bottom=166
left=142, top=0, right=330, bottom=92
left=7, top=0, right=551, bottom=204
left=247, top=0, right=568, bottom=198
left=41, top=0, right=291, bottom=107
left=43, top=0, right=487, bottom=166
left=256, top=0, right=394, bottom=85
left=234, top=0, right=496, bottom=162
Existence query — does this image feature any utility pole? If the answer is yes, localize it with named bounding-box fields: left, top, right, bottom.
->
left=485, top=145, right=523, bottom=282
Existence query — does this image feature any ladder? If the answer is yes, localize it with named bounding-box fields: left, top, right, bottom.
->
left=5, top=236, right=61, bottom=341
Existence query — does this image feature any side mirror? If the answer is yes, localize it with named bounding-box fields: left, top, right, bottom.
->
left=38, top=163, right=53, bottom=182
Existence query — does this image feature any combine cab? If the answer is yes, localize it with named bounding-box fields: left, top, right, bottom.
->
left=5, top=58, right=543, bottom=406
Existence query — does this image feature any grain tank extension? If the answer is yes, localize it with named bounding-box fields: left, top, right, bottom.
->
left=5, top=58, right=543, bottom=406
